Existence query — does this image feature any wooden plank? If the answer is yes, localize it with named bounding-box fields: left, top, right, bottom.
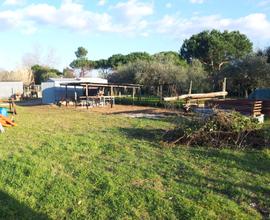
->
left=0, top=115, right=17, bottom=126
left=164, top=91, right=228, bottom=101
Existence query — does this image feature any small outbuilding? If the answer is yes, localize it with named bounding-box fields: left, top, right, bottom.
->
left=41, top=78, right=108, bottom=104
left=41, top=77, right=141, bottom=108
left=0, top=81, right=23, bottom=99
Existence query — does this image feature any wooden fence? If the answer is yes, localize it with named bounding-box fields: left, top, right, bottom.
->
left=207, top=99, right=263, bottom=116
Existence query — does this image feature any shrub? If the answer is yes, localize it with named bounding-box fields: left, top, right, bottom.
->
left=163, top=110, right=269, bottom=149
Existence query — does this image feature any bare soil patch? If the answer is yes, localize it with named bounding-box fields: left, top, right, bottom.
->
left=78, top=104, right=180, bottom=116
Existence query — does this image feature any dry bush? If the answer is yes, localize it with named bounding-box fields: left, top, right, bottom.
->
left=163, top=110, right=270, bottom=149
left=0, top=68, right=33, bottom=85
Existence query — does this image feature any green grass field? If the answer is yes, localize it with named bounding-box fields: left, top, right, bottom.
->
left=0, top=105, right=269, bottom=219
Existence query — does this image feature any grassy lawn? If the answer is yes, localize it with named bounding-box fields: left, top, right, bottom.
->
left=0, top=105, right=269, bottom=219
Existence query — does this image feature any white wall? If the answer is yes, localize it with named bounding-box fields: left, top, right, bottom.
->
left=41, top=82, right=55, bottom=104
left=42, top=82, right=84, bottom=104
left=0, top=82, right=23, bottom=99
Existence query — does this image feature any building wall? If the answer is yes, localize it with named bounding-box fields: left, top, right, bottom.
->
left=41, top=82, right=55, bottom=104
left=42, top=82, right=84, bottom=104
left=0, top=82, right=23, bottom=99
left=42, top=78, right=108, bottom=104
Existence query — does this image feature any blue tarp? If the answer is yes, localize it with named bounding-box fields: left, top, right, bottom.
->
left=0, top=108, right=8, bottom=117
left=248, top=89, right=270, bottom=100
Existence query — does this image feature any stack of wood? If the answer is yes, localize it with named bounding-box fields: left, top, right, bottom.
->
left=163, top=91, right=228, bottom=102
left=207, top=99, right=263, bottom=117
left=163, top=78, right=228, bottom=104
left=0, top=115, right=17, bottom=127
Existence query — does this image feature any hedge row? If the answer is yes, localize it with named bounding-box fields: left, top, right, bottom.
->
left=115, top=97, right=184, bottom=109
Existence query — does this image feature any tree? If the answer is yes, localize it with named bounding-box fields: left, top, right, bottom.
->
left=135, top=60, right=188, bottom=96
left=108, top=54, right=128, bottom=68
left=219, top=54, right=270, bottom=97
left=31, top=65, right=62, bottom=84
left=63, top=67, right=75, bottom=78
left=180, top=30, right=253, bottom=72
left=99, top=52, right=152, bottom=70
left=153, top=51, right=187, bottom=66
left=257, top=46, right=270, bottom=63
left=186, top=59, right=208, bottom=93
left=125, top=52, right=152, bottom=63
left=75, top=47, right=88, bottom=58
left=94, top=59, right=112, bottom=79
left=70, top=47, right=92, bottom=77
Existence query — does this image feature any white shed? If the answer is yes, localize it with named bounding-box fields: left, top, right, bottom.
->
left=0, top=82, right=23, bottom=99
left=41, top=77, right=108, bottom=104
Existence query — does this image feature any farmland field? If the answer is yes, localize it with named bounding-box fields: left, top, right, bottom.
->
left=0, top=105, right=269, bottom=219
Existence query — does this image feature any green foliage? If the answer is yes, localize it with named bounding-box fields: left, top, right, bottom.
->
left=70, top=58, right=92, bottom=72
left=135, top=60, right=188, bottom=87
left=107, top=57, right=207, bottom=96
left=0, top=106, right=269, bottom=219
left=75, top=46, right=88, bottom=59
left=31, top=65, right=62, bottom=84
left=126, top=52, right=152, bottom=63
left=107, top=54, right=128, bottom=68
left=94, top=51, right=186, bottom=84
left=219, top=54, right=270, bottom=97
left=153, top=51, right=187, bottom=66
left=108, top=61, right=142, bottom=84
left=207, top=111, right=260, bottom=133
left=257, top=46, right=270, bottom=63
left=63, top=67, right=75, bottom=78
left=180, top=30, right=253, bottom=72
left=94, top=59, right=110, bottom=70
left=70, top=47, right=93, bottom=77
left=105, top=52, right=152, bottom=69
left=187, top=59, right=209, bottom=93
left=115, top=96, right=184, bottom=109
left=164, top=110, right=266, bottom=149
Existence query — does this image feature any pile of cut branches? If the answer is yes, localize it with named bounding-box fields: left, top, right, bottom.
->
left=163, top=110, right=269, bottom=149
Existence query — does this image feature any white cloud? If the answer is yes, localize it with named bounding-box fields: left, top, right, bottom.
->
left=3, top=0, right=24, bottom=6
left=107, top=0, right=154, bottom=34
left=98, top=0, right=106, bottom=6
left=0, top=0, right=270, bottom=45
left=0, top=1, right=114, bottom=33
left=155, top=13, right=270, bottom=43
left=0, top=0, right=154, bottom=35
left=190, top=0, right=205, bottom=4
left=112, top=0, right=153, bottom=23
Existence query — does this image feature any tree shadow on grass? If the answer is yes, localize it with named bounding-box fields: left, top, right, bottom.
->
left=119, top=127, right=165, bottom=143
left=110, top=108, right=179, bottom=116
left=171, top=149, right=270, bottom=218
left=175, top=171, right=270, bottom=218
left=188, top=148, right=270, bottom=175
left=0, top=191, right=50, bottom=220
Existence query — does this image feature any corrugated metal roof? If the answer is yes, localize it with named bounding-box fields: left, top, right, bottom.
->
left=47, top=77, right=108, bottom=84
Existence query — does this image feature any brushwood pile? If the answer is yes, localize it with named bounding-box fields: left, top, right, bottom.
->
left=164, top=110, right=270, bottom=149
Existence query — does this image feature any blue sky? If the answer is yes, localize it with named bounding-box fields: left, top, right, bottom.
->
left=0, top=0, right=270, bottom=71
